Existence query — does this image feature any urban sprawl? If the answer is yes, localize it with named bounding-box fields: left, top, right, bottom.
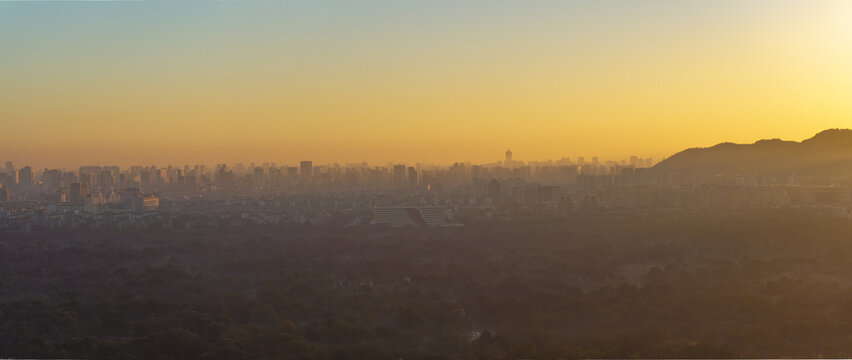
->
left=1, top=149, right=849, bottom=231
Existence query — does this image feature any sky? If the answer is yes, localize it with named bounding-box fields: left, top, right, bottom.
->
left=1, top=0, right=851, bottom=169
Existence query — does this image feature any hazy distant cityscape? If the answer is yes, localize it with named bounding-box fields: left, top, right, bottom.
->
left=3, top=138, right=850, bottom=232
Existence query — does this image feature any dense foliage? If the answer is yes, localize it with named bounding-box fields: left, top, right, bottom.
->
left=2, top=210, right=852, bottom=359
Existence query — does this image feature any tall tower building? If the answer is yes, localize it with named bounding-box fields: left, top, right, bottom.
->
left=505, top=149, right=513, bottom=162
left=300, top=161, right=313, bottom=181
left=18, top=166, right=34, bottom=187
left=69, top=182, right=89, bottom=204
left=407, top=166, right=418, bottom=188
left=393, top=164, right=407, bottom=185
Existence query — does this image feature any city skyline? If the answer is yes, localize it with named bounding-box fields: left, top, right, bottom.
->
left=0, top=126, right=838, bottom=170
left=2, top=1, right=851, bottom=168
left=1, top=149, right=657, bottom=171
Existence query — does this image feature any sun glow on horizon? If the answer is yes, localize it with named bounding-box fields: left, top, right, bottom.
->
left=1, top=1, right=850, bottom=169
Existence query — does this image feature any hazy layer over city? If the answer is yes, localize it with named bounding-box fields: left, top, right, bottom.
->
left=2, top=1, right=851, bottom=168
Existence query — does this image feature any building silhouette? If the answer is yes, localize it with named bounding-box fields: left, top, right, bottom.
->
left=18, top=166, right=34, bottom=187
left=300, top=161, right=313, bottom=181
left=69, top=182, right=89, bottom=204
left=393, top=165, right=407, bottom=185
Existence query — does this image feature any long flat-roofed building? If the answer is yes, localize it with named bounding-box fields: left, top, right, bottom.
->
left=372, top=206, right=458, bottom=227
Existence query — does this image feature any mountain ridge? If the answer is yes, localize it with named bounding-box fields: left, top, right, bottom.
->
left=652, top=129, right=852, bottom=178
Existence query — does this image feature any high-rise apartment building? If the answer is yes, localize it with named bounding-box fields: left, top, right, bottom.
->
left=69, top=182, right=89, bottom=204
left=407, top=166, right=418, bottom=187
left=393, top=165, right=407, bottom=185
left=300, top=161, right=313, bottom=181
left=18, top=166, right=34, bottom=187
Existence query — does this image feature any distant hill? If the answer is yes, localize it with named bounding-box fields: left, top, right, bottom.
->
left=652, top=129, right=852, bottom=178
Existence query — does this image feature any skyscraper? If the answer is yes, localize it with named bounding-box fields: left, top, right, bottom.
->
left=287, top=167, right=298, bottom=179
left=300, top=161, right=313, bottom=181
left=505, top=149, right=512, bottom=162
left=393, top=165, right=407, bottom=185
left=407, top=166, right=418, bottom=188
left=69, top=182, right=89, bottom=204
left=253, top=167, right=264, bottom=188
left=18, top=166, right=34, bottom=187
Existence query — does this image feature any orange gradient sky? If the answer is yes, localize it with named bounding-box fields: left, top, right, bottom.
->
left=1, top=1, right=851, bottom=169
